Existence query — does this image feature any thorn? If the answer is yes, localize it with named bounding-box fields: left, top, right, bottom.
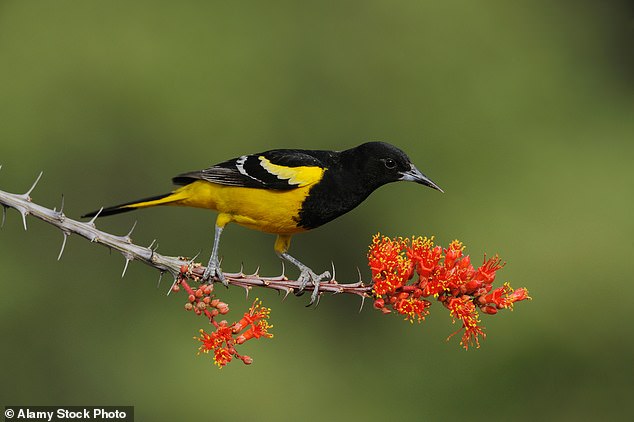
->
left=88, top=207, right=103, bottom=226
left=19, top=209, right=28, bottom=231
left=187, top=250, right=202, bottom=266
left=24, top=171, right=43, bottom=199
left=357, top=266, right=363, bottom=283
left=1, top=206, right=6, bottom=228
left=156, top=271, right=164, bottom=288
left=54, top=194, right=65, bottom=217
left=251, top=266, right=260, bottom=277
left=167, top=276, right=178, bottom=296
left=182, top=252, right=202, bottom=279
left=358, top=295, right=366, bottom=313
left=121, top=257, right=132, bottom=278
left=244, top=286, right=251, bottom=299
left=147, top=240, right=158, bottom=262
left=125, top=220, right=137, bottom=241
left=279, top=261, right=286, bottom=278
left=281, top=287, right=293, bottom=301
left=239, top=262, right=244, bottom=276
left=330, top=261, right=336, bottom=282
left=57, top=232, right=69, bottom=261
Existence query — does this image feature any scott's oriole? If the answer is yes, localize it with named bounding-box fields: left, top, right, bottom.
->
left=83, top=141, right=442, bottom=304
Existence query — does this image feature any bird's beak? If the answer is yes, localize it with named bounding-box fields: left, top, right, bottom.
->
left=399, top=164, right=444, bottom=193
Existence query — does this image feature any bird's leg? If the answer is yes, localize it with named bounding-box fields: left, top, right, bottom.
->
left=203, top=224, right=227, bottom=286
left=280, top=252, right=331, bottom=304
left=280, top=252, right=330, bottom=306
left=275, top=234, right=329, bottom=305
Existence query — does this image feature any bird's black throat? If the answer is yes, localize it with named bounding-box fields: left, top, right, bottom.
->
left=296, top=172, right=376, bottom=230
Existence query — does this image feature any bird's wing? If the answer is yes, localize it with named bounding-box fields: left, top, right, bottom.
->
left=172, top=150, right=327, bottom=190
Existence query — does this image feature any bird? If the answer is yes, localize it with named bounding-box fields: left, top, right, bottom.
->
left=82, top=141, right=443, bottom=304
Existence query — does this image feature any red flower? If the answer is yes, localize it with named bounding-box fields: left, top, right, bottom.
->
left=196, top=325, right=233, bottom=354
left=233, top=299, right=272, bottom=333
left=408, top=236, right=441, bottom=279
left=368, top=234, right=530, bottom=350
left=395, top=297, right=431, bottom=323
left=444, top=240, right=464, bottom=269
left=508, top=287, right=530, bottom=303
left=445, top=296, right=485, bottom=350
left=236, top=320, right=274, bottom=344
left=192, top=298, right=274, bottom=367
left=368, top=235, right=413, bottom=295
left=475, top=254, right=505, bottom=284
left=214, top=347, right=233, bottom=367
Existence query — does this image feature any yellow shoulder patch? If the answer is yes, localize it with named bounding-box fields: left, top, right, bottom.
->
left=258, top=156, right=325, bottom=187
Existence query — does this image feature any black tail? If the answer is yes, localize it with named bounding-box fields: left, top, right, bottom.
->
left=81, top=193, right=172, bottom=218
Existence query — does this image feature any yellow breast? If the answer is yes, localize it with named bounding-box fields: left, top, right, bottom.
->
left=172, top=180, right=311, bottom=234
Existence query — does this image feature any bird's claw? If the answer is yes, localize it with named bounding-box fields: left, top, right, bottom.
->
left=297, top=269, right=331, bottom=306
left=203, top=259, right=227, bottom=286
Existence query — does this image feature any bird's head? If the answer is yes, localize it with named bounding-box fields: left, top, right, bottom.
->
left=346, top=141, right=443, bottom=193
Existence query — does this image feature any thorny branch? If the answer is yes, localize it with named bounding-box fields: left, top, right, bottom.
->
left=0, top=169, right=372, bottom=303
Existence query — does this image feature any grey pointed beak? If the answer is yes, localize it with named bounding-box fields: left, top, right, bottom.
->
left=399, top=164, right=444, bottom=193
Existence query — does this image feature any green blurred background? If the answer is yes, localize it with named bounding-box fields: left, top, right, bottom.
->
left=1, top=1, right=633, bottom=420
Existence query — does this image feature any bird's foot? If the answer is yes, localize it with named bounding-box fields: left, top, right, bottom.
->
left=203, top=258, right=227, bottom=286
left=297, top=268, right=331, bottom=306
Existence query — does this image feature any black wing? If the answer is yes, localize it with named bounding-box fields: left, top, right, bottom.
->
left=172, top=149, right=327, bottom=190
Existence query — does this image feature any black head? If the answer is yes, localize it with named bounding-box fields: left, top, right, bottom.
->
left=343, top=141, right=443, bottom=193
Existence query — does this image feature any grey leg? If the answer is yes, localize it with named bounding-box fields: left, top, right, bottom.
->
left=203, top=224, right=227, bottom=285
left=279, top=251, right=331, bottom=306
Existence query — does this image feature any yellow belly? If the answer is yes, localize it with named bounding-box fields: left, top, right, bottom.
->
left=172, top=180, right=309, bottom=234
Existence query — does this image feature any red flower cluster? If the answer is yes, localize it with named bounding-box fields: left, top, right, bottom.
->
left=174, top=265, right=273, bottom=367
left=368, top=235, right=530, bottom=349
left=195, top=299, right=273, bottom=368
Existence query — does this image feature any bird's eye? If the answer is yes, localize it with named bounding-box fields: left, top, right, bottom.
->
left=384, top=158, right=396, bottom=169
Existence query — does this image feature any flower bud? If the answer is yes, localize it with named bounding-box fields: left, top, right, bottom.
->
left=481, top=306, right=498, bottom=315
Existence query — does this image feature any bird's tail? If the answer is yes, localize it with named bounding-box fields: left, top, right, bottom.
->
left=81, top=191, right=186, bottom=218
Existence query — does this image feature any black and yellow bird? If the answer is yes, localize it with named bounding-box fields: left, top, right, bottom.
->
left=82, top=141, right=442, bottom=304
